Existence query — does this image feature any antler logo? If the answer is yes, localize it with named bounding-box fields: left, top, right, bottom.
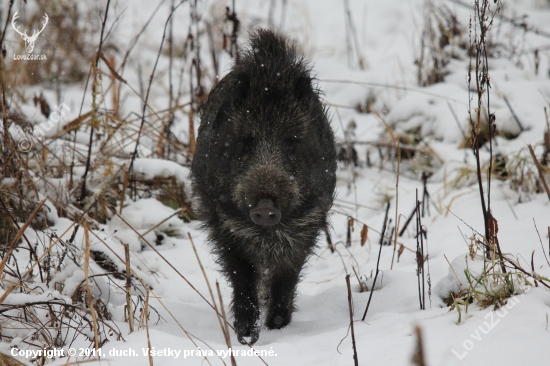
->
left=12, top=11, right=48, bottom=54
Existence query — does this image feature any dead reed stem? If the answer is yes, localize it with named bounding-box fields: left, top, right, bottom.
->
left=345, top=274, right=359, bottom=366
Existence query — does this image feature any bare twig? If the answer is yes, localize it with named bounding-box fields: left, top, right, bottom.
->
left=399, top=201, right=420, bottom=237
left=362, top=201, right=391, bottom=321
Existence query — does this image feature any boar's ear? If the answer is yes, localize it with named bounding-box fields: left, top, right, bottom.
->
left=294, top=76, right=312, bottom=101
left=234, top=72, right=251, bottom=104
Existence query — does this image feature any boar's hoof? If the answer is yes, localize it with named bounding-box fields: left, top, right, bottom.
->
left=236, top=325, right=260, bottom=345
left=266, top=309, right=292, bottom=330
left=250, top=199, right=281, bottom=226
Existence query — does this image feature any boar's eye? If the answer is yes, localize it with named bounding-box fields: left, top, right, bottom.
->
left=241, top=135, right=255, bottom=155
left=283, top=136, right=301, bottom=154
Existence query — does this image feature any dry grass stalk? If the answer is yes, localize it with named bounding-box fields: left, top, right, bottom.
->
left=0, top=352, right=26, bottom=366
left=84, top=222, right=100, bottom=350
left=411, top=325, right=426, bottom=366
left=0, top=198, right=46, bottom=278
left=391, top=142, right=401, bottom=269
left=107, top=207, right=215, bottom=308
left=415, top=190, right=426, bottom=310
left=124, top=243, right=135, bottom=333
left=216, top=281, right=237, bottom=366
left=527, top=144, right=550, bottom=202
left=533, top=219, right=550, bottom=267
left=145, top=292, right=154, bottom=366
left=141, top=209, right=183, bottom=237
left=531, top=250, right=539, bottom=288
left=86, top=227, right=220, bottom=364
left=0, top=220, right=78, bottom=304
left=188, top=233, right=230, bottom=349
left=332, top=209, right=415, bottom=254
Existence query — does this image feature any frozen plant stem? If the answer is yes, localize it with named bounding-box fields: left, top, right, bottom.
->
left=362, top=202, right=391, bottom=321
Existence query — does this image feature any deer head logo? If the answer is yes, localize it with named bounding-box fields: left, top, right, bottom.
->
left=12, top=11, right=48, bottom=54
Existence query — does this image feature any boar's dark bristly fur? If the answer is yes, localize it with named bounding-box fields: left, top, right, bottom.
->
left=190, top=29, right=337, bottom=345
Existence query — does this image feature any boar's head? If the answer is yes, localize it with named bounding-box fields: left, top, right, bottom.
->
left=192, top=30, right=336, bottom=238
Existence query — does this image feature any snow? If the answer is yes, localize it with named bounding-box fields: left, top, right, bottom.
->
left=2, top=0, right=550, bottom=365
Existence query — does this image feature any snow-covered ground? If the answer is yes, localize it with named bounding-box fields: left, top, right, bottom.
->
left=2, top=0, right=550, bottom=365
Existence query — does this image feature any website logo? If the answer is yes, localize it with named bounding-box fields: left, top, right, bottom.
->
left=12, top=11, right=48, bottom=60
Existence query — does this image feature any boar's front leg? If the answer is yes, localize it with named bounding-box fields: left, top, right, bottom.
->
left=265, top=261, right=304, bottom=330
left=226, top=253, right=260, bottom=345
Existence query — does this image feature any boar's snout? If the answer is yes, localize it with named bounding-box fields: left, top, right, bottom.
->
left=250, top=199, right=281, bottom=226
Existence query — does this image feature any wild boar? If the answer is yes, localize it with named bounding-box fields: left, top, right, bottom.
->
left=190, top=29, right=337, bottom=345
